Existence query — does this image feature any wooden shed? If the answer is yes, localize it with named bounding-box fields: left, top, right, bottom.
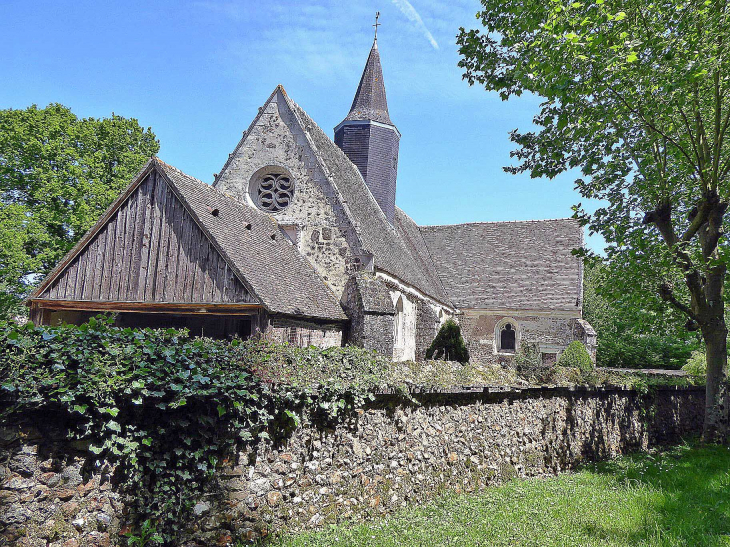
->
left=29, top=158, right=347, bottom=340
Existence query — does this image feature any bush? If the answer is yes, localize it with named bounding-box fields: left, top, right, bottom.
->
left=557, top=341, right=594, bottom=372
left=682, top=349, right=707, bottom=383
left=597, top=334, right=697, bottom=370
left=514, top=341, right=542, bottom=369
left=425, top=319, right=469, bottom=363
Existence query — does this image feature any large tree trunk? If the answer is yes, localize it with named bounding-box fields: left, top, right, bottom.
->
left=699, top=265, right=729, bottom=443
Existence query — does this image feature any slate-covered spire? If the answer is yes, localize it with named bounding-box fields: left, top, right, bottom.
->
left=335, top=29, right=400, bottom=224
left=344, top=40, right=393, bottom=125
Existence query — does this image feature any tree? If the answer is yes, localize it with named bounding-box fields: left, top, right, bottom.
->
left=0, top=104, right=159, bottom=317
left=426, top=319, right=470, bottom=363
left=458, top=0, right=730, bottom=440
left=583, top=261, right=699, bottom=369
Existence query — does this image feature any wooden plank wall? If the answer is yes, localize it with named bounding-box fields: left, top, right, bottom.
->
left=42, top=171, right=256, bottom=304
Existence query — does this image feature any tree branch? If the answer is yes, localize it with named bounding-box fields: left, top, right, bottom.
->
left=604, top=84, right=699, bottom=177
left=659, top=281, right=699, bottom=321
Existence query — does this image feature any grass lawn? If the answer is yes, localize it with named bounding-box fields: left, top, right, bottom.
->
left=264, top=444, right=730, bottom=547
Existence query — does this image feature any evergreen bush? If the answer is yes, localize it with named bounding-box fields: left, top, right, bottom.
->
left=425, top=319, right=469, bottom=363
left=557, top=341, right=594, bottom=372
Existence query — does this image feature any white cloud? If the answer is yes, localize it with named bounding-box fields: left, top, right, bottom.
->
left=390, top=0, right=439, bottom=49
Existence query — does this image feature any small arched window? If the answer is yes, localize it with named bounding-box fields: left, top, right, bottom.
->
left=500, top=323, right=516, bottom=352
left=394, top=296, right=405, bottom=348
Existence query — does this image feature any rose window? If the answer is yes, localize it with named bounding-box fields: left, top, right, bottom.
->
left=255, top=173, right=295, bottom=213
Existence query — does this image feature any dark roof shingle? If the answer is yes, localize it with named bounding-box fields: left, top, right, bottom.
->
left=420, top=219, right=583, bottom=311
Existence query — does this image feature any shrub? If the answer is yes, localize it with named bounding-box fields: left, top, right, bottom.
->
left=597, top=334, right=697, bottom=370
left=425, top=319, right=469, bottom=363
left=557, top=341, right=594, bottom=372
left=514, top=341, right=542, bottom=369
left=682, top=349, right=707, bottom=383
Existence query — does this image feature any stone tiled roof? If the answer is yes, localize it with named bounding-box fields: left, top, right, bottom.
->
left=340, top=41, right=393, bottom=125
left=156, top=159, right=347, bottom=321
left=420, top=219, right=583, bottom=312
left=284, top=94, right=451, bottom=307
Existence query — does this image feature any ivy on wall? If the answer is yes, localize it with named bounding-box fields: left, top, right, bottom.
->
left=0, top=317, right=697, bottom=544
left=0, top=317, right=406, bottom=543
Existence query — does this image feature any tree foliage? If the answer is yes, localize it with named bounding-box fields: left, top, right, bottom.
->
left=0, top=104, right=159, bottom=317
left=583, top=261, right=699, bottom=368
left=425, top=319, right=470, bottom=363
left=458, top=0, right=730, bottom=441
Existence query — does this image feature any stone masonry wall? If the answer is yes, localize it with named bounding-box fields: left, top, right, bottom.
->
left=415, top=301, right=439, bottom=361
left=460, top=311, right=583, bottom=364
left=1, top=386, right=704, bottom=546
left=264, top=317, right=343, bottom=349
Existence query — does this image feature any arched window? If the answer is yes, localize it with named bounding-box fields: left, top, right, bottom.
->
left=500, top=323, right=516, bottom=352
left=394, top=296, right=405, bottom=348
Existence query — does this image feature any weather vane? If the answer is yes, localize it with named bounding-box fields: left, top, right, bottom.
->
left=373, top=11, right=381, bottom=41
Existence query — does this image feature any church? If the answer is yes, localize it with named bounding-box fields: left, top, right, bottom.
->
left=28, top=37, right=595, bottom=364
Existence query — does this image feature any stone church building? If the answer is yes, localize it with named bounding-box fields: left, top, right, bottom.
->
left=29, top=38, right=595, bottom=364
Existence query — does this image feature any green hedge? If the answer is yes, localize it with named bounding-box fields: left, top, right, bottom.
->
left=557, top=341, right=594, bottom=372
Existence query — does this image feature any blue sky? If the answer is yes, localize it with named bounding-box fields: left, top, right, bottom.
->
left=1, top=0, right=604, bottom=251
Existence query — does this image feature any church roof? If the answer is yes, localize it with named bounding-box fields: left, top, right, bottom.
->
left=420, top=219, right=583, bottom=312
left=340, top=41, right=393, bottom=125
left=154, top=159, right=347, bottom=321
left=284, top=93, right=451, bottom=306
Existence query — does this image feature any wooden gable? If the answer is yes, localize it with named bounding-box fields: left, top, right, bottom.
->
left=39, top=169, right=257, bottom=305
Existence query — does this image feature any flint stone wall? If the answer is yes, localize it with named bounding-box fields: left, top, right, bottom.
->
left=1, top=385, right=704, bottom=546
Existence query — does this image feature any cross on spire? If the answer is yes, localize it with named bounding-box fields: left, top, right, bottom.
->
left=373, top=11, right=380, bottom=41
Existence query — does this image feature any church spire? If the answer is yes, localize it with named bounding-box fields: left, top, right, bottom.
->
left=334, top=23, right=400, bottom=224
left=342, top=25, right=393, bottom=125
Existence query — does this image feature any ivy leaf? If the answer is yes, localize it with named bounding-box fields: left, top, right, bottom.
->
left=73, top=404, right=88, bottom=415
left=100, top=407, right=120, bottom=417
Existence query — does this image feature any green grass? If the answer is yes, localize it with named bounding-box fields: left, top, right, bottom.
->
left=263, top=444, right=730, bottom=547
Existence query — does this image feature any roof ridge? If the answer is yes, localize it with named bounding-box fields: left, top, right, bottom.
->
left=420, top=217, right=576, bottom=228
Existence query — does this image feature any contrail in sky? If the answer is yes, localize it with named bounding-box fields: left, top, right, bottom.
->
left=390, top=0, right=439, bottom=49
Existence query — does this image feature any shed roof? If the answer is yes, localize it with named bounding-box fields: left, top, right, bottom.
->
left=420, top=219, right=583, bottom=312
left=155, top=160, right=347, bottom=321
